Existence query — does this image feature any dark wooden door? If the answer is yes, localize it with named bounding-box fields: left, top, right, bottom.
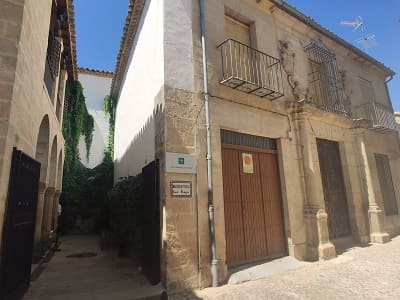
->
left=222, top=145, right=286, bottom=266
left=141, top=160, right=160, bottom=285
left=0, top=148, right=40, bottom=300
left=375, top=154, right=398, bottom=215
left=317, top=139, right=351, bottom=239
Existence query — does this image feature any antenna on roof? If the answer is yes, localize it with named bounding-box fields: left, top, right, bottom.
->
left=356, top=34, right=376, bottom=51
left=341, top=16, right=364, bottom=32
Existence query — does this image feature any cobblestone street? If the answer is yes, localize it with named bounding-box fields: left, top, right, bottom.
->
left=175, top=236, right=400, bottom=300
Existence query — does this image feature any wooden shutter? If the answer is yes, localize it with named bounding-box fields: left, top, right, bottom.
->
left=225, top=16, right=251, bottom=46
left=375, top=154, right=398, bottom=215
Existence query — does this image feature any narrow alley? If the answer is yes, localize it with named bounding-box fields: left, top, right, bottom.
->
left=23, top=236, right=162, bottom=300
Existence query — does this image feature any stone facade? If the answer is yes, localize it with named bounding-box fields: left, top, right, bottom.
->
left=113, top=0, right=400, bottom=293
left=0, top=0, right=76, bottom=258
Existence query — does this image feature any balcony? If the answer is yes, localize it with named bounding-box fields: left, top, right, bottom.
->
left=217, top=39, right=284, bottom=100
left=354, top=102, right=398, bottom=132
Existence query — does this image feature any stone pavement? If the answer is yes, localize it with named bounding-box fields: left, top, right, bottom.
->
left=173, top=236, right=400, bottom=300
left=24, top=235, right=162, bottom=300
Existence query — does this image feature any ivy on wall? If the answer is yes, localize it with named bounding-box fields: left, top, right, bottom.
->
left=103, top=95, right=117, bottom=157
left=63, top=79, right=94, bottom=165
left=60, top=79, right=96, bottom=232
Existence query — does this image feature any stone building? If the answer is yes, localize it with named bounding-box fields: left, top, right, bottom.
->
left=0, top=0, right=76, bottom=279
left=77, top=68, right=112, bottom=168
left=112, top=0, right=400, bottom=292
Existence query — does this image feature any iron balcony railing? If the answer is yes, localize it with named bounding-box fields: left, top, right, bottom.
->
left=355, top=102, right=398, bottom=132
left=217, top=39, right=284, bottom=100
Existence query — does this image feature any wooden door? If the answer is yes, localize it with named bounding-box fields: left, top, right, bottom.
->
left=317, top=139, right=351, bottom=239
left=0, top=148, right=40, bottom=300
left=141, top=160, right=160, bottom=285
left=222, top=148, right=246, bottom=265
left=259, top=153, right=287, bottom=257
left=222, top=144, right=286, bottom=266
left=239, top=150, right=268, bottom=261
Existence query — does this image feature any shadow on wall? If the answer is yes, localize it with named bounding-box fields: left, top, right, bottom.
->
left=115, top=103, right=164, bottom=179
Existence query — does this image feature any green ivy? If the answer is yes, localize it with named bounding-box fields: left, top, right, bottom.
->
left=60, top=80, right=97, bottom=232
left=108, top=174, right=143, bottom=256
left=63, top=79, right=94, bottom=164
left=103, top=95, right=116, bottom=157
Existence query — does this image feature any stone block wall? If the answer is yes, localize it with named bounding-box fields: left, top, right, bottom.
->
left=0, top=0, right=66, bottom=251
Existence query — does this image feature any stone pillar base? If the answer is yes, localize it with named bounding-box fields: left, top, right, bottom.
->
left=370, top=232, right=390, bottom=244
left=318, top=242, right=336, bottom=260
left=368, top=205, right=390, bottom=244
left=317, top=210, right=336, bottom=260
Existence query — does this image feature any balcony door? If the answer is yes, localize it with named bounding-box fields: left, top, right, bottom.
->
left=225, top=15, right=250, bottom=46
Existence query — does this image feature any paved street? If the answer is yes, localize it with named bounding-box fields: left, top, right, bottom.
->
left=24, top=235, right=161, bottom=300
left=175, top=236, right=400, bottom=300
left=23, top=235, right=400, bottom=299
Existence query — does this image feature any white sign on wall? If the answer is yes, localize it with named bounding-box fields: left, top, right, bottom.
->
left=170, top=181, right=192, bottom=198
left=166, top=152, right=197, bottom=174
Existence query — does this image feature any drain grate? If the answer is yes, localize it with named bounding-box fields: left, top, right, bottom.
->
left=66, top=252, right=98, bottom=258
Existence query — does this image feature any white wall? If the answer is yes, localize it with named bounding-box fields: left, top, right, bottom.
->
left=164, top=0, right=195, bottom=92
left=78, top=73, right=112, bottom=168
left=114, top=0, right=164, bottom=179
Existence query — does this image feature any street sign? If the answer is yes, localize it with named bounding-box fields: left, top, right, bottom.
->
left=170, top=181, right=192, bottom=198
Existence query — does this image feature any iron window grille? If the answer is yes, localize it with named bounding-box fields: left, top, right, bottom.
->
left=44, top=37, right=61, bottom=96
left=304, top=42, right=347, bottom=115
left=217, top=39, right=284, bottom=100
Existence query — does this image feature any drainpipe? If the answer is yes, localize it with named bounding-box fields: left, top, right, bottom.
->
left=385, top=75, right=395, bottom=112
left=199, top=0, right=218, bottom=287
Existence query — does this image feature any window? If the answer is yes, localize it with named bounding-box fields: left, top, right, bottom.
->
left=359, top=77, right=375, bottom=104
left=375, top=154, right=398, bottom=215
left=304, top=42, right=347, bottom=115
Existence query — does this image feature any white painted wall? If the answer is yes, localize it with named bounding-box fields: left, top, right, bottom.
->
left=78, top=73, right=112, bottom=168
left=164, top=0, right=195, bottom=92
left=114, top=0, right=164, bottom=179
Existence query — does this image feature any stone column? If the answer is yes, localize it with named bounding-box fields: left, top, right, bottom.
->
left=33, top=182, right=47, bottom=259
left=356, top=131, right=390, bottom=243
left=52, top=190, right=61, bottom=230
left=297, top=112, right=336, bottom=260
left=42, top=187, right=56, bottom=237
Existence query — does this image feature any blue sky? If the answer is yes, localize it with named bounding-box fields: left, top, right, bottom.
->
left=74, top=0, right=400, bottom=109
left=74, top=0, right=129, bottom=71
left=284, top=0, right=400, bottom=110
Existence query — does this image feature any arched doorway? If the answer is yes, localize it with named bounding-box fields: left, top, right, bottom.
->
left=33, top=115, right=50, bottom=255
left=41, top=136, right=57, bottom=237
left=52, top=150, right=63, bottom=230
left=35, top=116, right=50, bottom=182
